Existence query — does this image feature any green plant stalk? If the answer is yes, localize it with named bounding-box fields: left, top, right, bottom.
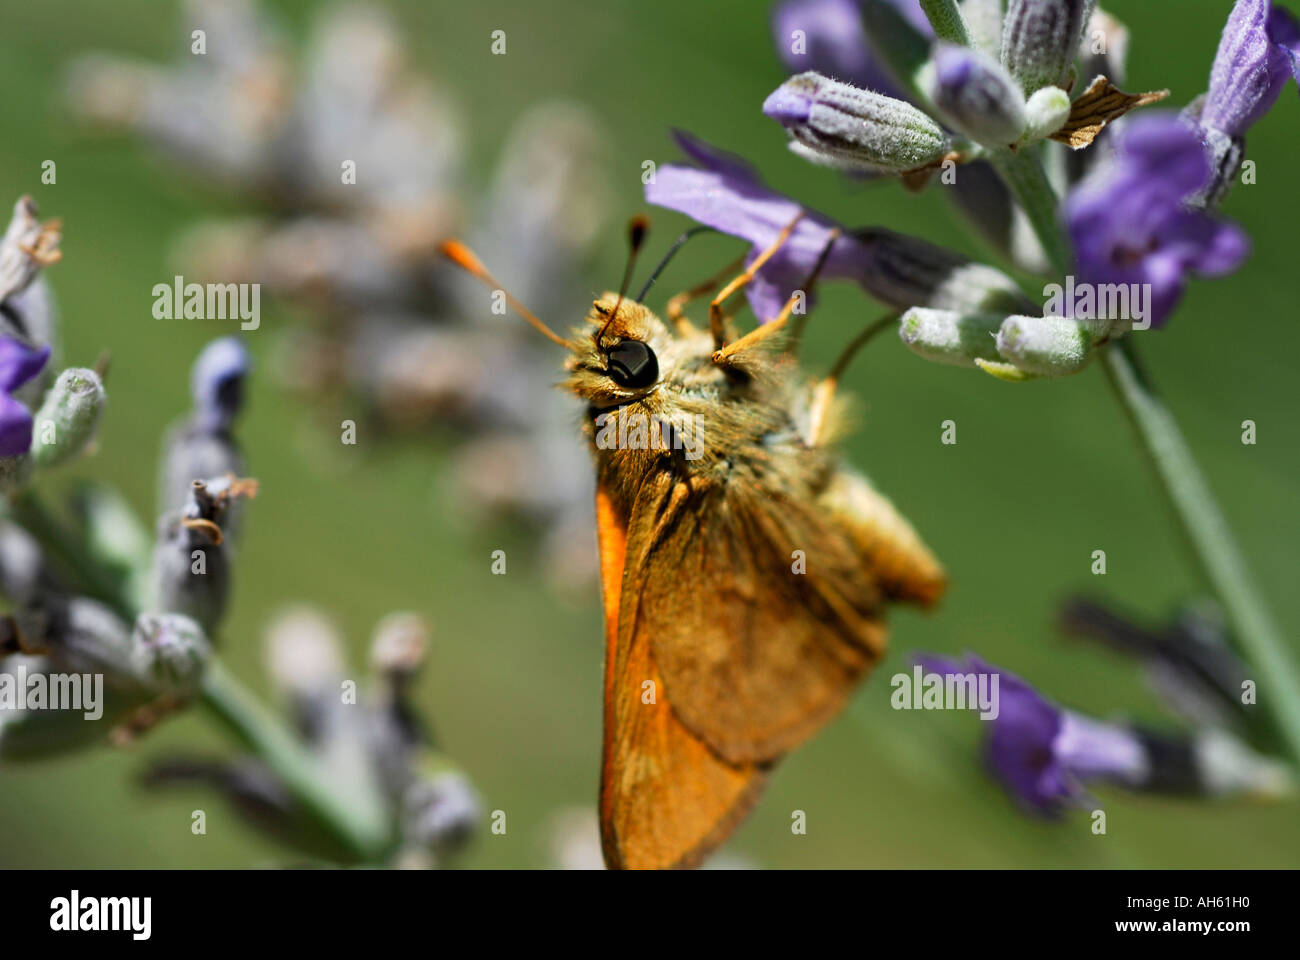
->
left=1101, top=340, right=1300, bottom=766
left=990, top=147, right=1072, bottom=277
left=920, top=0, right=971, bottom=45
left=199, top=662, right=393, bottom=861
left=990, top=148, right=1300, bottom=767
left=9, top=490, right=394, bottom=861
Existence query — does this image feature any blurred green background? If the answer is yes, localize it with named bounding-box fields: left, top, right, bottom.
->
left=0, top=0, right=1296, bottom=868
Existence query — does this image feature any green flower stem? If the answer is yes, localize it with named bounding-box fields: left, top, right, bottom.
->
left=10, top=490, right=130, bottom=615
left=9, top=490, right=394, bottom=862
left=199, top=661, right=393, bottom=862
left=920, top=0, right=971, bottom=45
left=989, top=147, right=1072, bottom=277
left=1101, top=340, right=1300, bottom=767
left=990, top=147, right=1300, bottom=768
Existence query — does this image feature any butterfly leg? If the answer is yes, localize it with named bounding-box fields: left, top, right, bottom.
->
left=665, top=255, right=747, bottom=335
left=707, top=214, right=804, bottom=352
left=712, top=228, right=841, bottom=366
left=807, top=312, right=900, bottom=446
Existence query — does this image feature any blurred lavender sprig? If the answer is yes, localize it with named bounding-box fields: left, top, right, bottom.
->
left=66, top=0, right=611, bottom=595
left=0, top=199, right=477, bottom=865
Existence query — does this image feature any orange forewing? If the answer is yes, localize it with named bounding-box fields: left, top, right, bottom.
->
left=595, top=485, right=766, bottom=870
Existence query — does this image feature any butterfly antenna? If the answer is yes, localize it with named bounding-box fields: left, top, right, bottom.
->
left=438, top=240, right=569, bottom=347
left=635, top=225, right=715, bottom=303
left=597, top=215, right=650, bottom=345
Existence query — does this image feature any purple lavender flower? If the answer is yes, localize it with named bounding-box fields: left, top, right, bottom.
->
left=1200, top=0, right=1300, bottom=138
left=190, top=336, right=250, bottom=434
left=645, top=131, right=868, bottom=320
left=771, top=0, right=930, bottom=100
left=915, top=655, right=1148, bottom=815
left=0, top=338, right=50, bottom=456
left=645, top=131, right=1030, bottom=320
left=1066, top=114, right=1250, bottom=329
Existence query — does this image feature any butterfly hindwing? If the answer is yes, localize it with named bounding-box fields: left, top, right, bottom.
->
left=596, top=479, right=766, bottom=870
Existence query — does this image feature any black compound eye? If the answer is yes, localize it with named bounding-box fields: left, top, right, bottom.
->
left=606, top=339, right=658, bottom=388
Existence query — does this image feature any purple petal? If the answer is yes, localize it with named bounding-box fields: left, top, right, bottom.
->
left=771, top=0, right=929, bottom=99
left=1268, top=5, right=1300, bottom=86
left=669, top=129, right=762, bottom=185
left=1204, top=0, right=1297, bottom=135
left=1053, top=713, right=1148, bottom=785
left=762, top=85, right=813, bottom=125
left=0, top=392, right=34, bottom=457
left=1155, top=210, right=1252, bottom=277
left=0, top=338, right=49, bottom=394
left=644, top=144, right=870, bottom=320
left=1117, top=114, right=1212, bottom=198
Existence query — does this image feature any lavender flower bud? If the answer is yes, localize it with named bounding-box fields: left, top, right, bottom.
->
left=30, top=368, right=105, bottom=469
left=130, top=612, right=210, bottom=697
left=0, top=655, right=136, bottom=762
left=37, top=596, right=137, bottom=689
left=1001, top=0, right=1096, bottom=94
left=160, top=338, right=249, bottom=520
left=0, top=521, right=48, bottom=606
left=370, top=611, right=429, bottom=682
left=0, top=197, right=61, bottom=305
left=1023, top=85, right=1072, bottom=139
left=265, top=606, right=345, bottom=741
left=899, top=308, right=1004, bottom=367
left=191, top=336, right=249, bottom=434
left=994, top=314, right=1100, bottom=376
left=402, top=768, right=481, bottom=857
left=962, top=0, right=1006, bottom=57
left=1191, top=728, right=1292, bottom=799
left=153, top=479, right=240, bottom=633
left=925, top=42, right=1028, bottom=146
left=763, top=72, right=950, bottom=173
left=860, top=230, right=1035, bottom=314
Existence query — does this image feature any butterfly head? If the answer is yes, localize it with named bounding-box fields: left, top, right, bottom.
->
left=561, top=294, right=670, bottom=408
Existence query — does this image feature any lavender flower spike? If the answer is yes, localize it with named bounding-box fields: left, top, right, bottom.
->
left=763, top=72, right=949, bottom=173
left=1201, top=0, right=1300, bottom=138
left=1066, top=113, right=1249, bottom=329
left=0, top=337, right=51, bottom=457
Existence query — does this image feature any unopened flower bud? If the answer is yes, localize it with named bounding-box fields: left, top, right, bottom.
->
left=0, top=521, right=47, bottom=606
left=1190, top=728, right=1293, bottom=799
left=861, top=231, right=1035, bottom=314
left=153, top=480, right=236, bottom=633
left=1001, top=0, right=1096, bottom=94
left=994, top=314, right=1099, bottom=376
left=763, top=72, right=949, bottom=173
left=30, top=368, right=105, bottom=469
left=0, top=197, right=61, bottom=304
left=963, top=0, right=1007, bottom=57
left=925, top=42, right=1028, bottom=146
left=191, top=336, right=249, bottom=434
left=402, top=768, right=480, bottom=857
left=130, top=612, right=210, bottom=697
left=40, top=596, right=138, bottom=688
left=1023, top=85, right=1072, bottom=140
left=370, top=612, right=428, bottom=681
left=899, top=308, right=1004, bottom=367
